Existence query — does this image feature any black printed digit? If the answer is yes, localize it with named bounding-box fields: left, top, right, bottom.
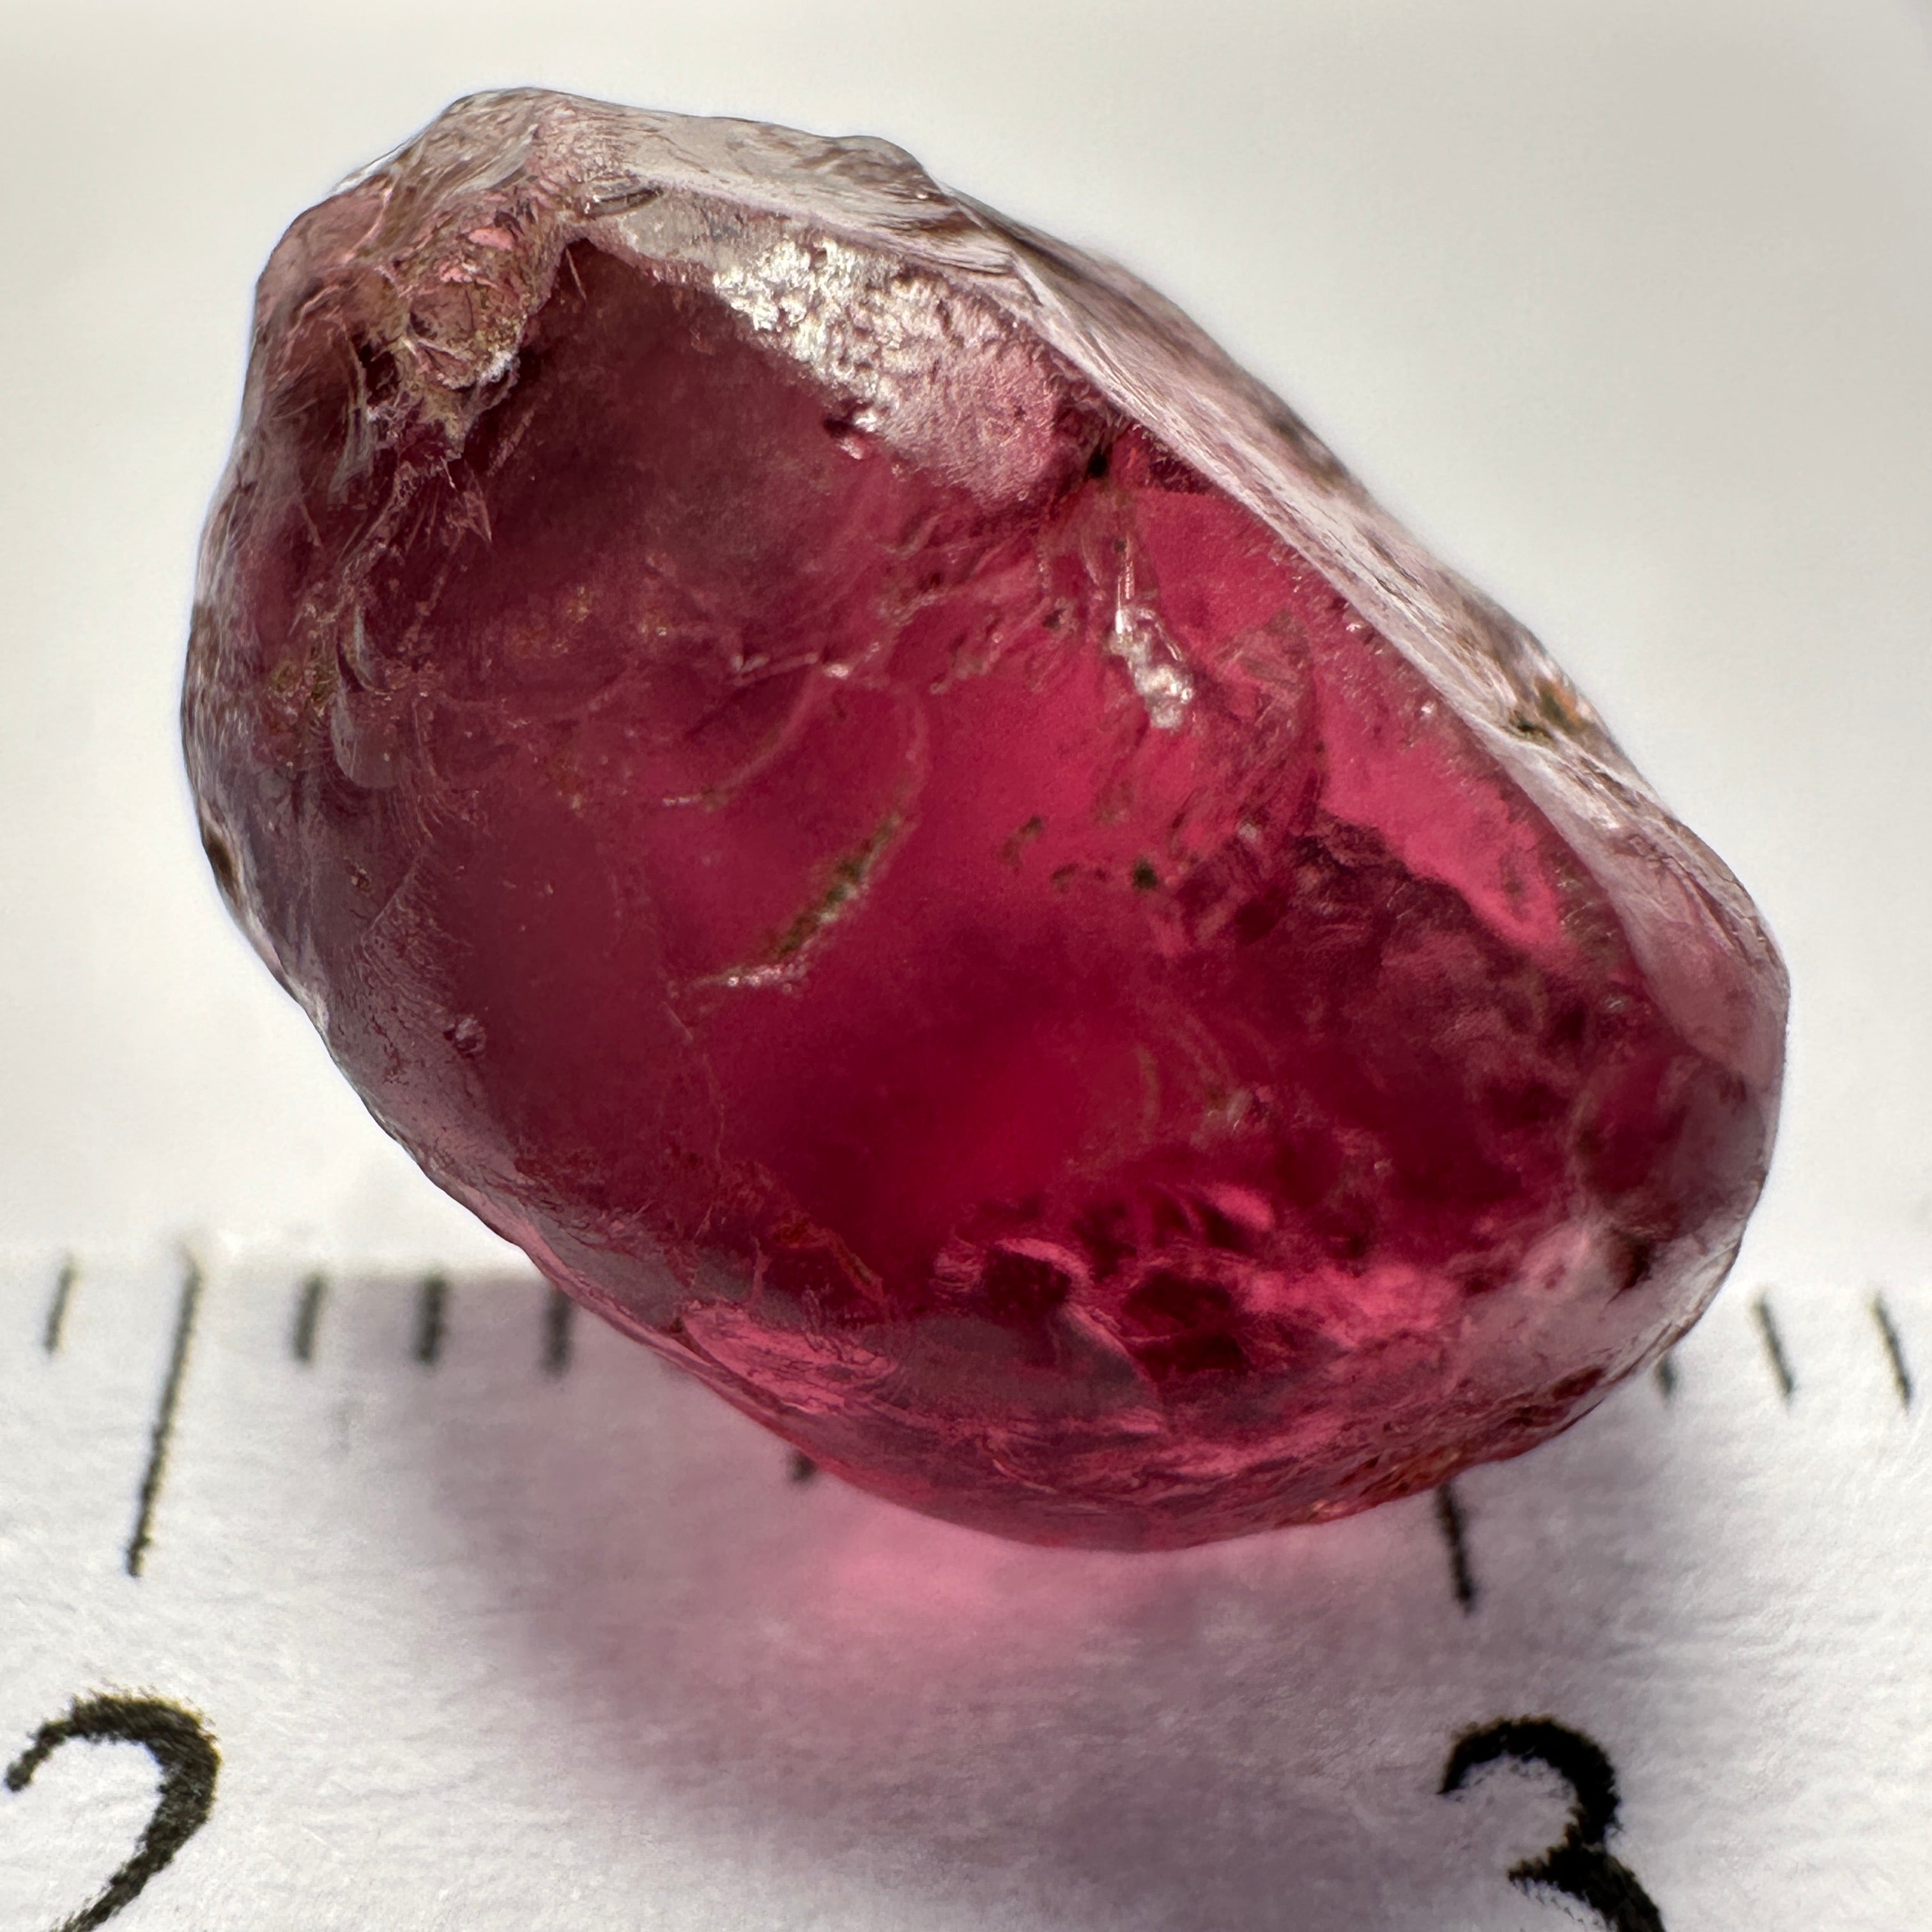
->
left=4, top=1694, right=220, bottom=1932
left=1440, top=1716, right=1664, bottom=1932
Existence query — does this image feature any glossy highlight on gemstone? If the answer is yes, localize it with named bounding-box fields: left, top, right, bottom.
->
left=184, top=90, right=1787, bottom=1549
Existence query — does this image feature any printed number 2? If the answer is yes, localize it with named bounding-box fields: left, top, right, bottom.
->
left=5, top=1694, right=219, bottom=1932
left=1441, top=1717, right=1665, bottom=1932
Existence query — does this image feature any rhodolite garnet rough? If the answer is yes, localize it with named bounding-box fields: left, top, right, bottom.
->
left=185, top=91, right=1786, bottom=1549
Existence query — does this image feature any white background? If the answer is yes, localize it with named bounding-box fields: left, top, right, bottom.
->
left=0, top=5, right=1929, bottom=1929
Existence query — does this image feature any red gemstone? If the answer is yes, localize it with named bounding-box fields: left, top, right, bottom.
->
left=185, top=91, right=1786, bottom=1547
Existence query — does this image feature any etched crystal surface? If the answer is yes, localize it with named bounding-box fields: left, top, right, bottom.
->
left=184, top=91, right=1787, bottom=1547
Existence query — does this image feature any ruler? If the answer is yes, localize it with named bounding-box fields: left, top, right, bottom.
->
left=1, top=1253, right=1924, bottom=1931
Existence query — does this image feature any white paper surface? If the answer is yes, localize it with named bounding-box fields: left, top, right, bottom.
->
left=1, top=1256, right=1926, bottom=1929
left=2, top=2, right=1929, bottom=1925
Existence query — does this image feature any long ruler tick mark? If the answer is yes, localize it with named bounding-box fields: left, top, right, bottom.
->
left=542, top=1285, right=574, bottom=1376
left=125, top=1261, right=204, bottom=1578
left=414, top=1273, right=447, bottom=1367
left=1752, top=1292, right=1795, bottom=1402
left=42, top=1257, right=77, bottom=1355
left=291, top=1273, right=326, bottom=1364
left=1434, top=1483, right=1477, bottom=1612
left=1871, top=1294, right=1913, bottom=1409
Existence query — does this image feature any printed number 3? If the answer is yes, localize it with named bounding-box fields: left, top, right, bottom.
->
left=5, top=1694, right=219, bottom=1932
left=1441, top=1717, right=1665, bottom=1932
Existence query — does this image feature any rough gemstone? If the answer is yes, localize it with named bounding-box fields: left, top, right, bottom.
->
left=184, top=90, right=1787, bottom=1549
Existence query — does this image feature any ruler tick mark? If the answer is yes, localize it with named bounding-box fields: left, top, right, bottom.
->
left=1751, top=1293, right=1795, bottom=1403
left=1871, top=1294, right=1913, bottom=1409
left=42, top=1256, right=77, bottom=1354
left=1653, top=1350, right=1678, bottom=1400
left=1434, top=1482, right=1477, bottom=1612
left=414, top=1273, right=447, bottom=1367
left=125, top=1261, right=204, bottom=1578
left=542, top=1285, right=573, bottom=1376
left=291, top=1273, right=327, bottom=1364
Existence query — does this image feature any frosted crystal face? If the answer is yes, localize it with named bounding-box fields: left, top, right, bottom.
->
left=184, top=90, right=1786, bottom=1548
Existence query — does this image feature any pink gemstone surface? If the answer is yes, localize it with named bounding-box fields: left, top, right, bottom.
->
left=185, top=91, right=1786, bottom=1547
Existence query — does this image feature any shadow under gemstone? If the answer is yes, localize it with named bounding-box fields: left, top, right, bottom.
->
left=383, top=1278, right=1703, bottom=1932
